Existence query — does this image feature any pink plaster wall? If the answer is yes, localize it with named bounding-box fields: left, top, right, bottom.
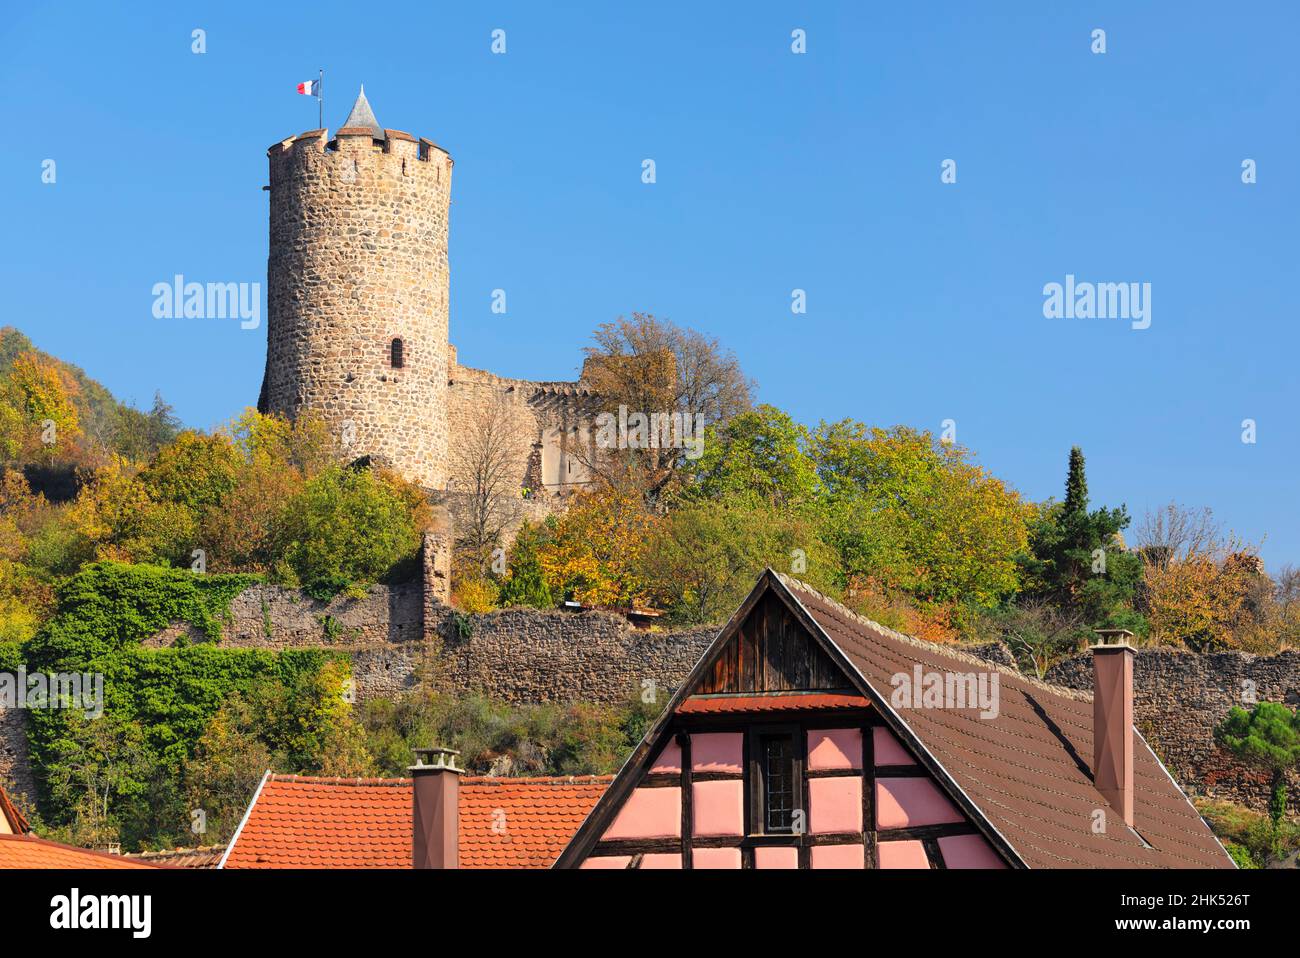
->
left=937, top=833, right=1006, bottom=869
left=602, top=786, right=681, bottom=840
left=581, top=856, right=631, bottom=869
left=692, top=779, right=745, bottom=837
left=691, top=847, right=742, bottom=869
left=811, top=843, right=865, bottom=869
left=691, top=733, right=743, bottom=773
left=872, top=727, right=916, bottom=766
left=650, top=739, right=682, bottom=774
left=639, top=853, right=684, bottom=869
left=806, top=728, right=862, bottom=770
left=754, top=846, right=799, bottom=869
left=809, top=776, right=863, bottom=834
left=877, top=840, right=930, bottom=869
left=875, top=778, right=963, bottom=830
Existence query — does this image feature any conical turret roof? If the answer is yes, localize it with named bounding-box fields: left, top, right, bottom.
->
left=339, top=85, right=384, bottom=138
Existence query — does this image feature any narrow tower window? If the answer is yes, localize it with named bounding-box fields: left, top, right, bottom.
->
left=390, top=338, right=405, bottom=369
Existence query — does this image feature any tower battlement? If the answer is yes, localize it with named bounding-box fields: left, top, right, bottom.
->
left=268, top=126, right=452, bottom=168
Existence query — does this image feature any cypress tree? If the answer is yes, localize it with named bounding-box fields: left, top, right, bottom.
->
left=1064, top=445, right=1088, bottom=516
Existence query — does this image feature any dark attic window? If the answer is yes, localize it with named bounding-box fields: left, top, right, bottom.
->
left=390, top=338, right=405, bottom=369
left=758, top=731, right=798, bottom=834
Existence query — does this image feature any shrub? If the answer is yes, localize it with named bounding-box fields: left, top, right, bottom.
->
left=277, top=466, right=425, bottom=600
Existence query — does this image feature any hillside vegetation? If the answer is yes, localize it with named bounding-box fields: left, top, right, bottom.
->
left=1, top=317, right=1298, bottom=852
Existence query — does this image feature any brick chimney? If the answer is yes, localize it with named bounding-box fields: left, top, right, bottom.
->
left=1091, top=629, right=1135, bottom=828
left=410, top=747, right=461, bottom=869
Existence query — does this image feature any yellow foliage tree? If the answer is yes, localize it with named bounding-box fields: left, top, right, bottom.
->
left=0, top=352, right=83, bottom=462
left=1144, top=543, right=1268, bottom=651
left=536, top=479, right=657, bottom=608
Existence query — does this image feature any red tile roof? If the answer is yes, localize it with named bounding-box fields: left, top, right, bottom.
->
left=221, top=773, right=612, bottom=869
left=677, top=692, right=870, bottom=714
left=459, top=776, right=613, bottom=868
left=0, top=786, right=30, bottom=835
left=0, top=834, right=160, bottom=869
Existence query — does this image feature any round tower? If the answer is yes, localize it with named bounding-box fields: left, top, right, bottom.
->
left=259, top=87, right=452, bottom=489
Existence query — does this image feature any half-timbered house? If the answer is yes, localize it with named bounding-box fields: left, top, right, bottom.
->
left=555, top=570, right=1233, bottom=869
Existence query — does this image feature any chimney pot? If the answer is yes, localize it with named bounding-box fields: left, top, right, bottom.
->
left=410, top=746, right=462, bottom=869
left=1091, top=631, right=1135, bottom=828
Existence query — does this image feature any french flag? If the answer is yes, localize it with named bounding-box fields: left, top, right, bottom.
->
left=296, top=80, right=319, bottom=96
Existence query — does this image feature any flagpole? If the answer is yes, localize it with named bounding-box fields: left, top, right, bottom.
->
left=318, top=69, right=324, bottom=129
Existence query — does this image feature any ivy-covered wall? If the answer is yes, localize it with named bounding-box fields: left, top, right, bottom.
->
left=5, top=562, right=348, bottom=847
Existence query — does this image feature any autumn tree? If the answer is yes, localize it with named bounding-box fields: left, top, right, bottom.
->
left=580, top=313, right=753, bottom=495
left=183, top=695, right=274, bottom=842
left=62, top=458, right=197, bottom=567
left=199, top=410, right=331, bottom=573
left=1143, top=541, right=1271, bottom=652
left=534, top=474, right=657, bottom=607
left=140, top=429, right=242, bottom=517
left=0, top=352, right=83, bottom=463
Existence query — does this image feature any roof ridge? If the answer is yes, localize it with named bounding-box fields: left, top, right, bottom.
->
left=128, top=843, right=226, bottom=856
left=463, top=775, right=616, bottom=785
left=774, top=572, right=1093, bottom=703
left=270, top=774, right=410, bottom=787
left=267, top=773, right=617, bottom=787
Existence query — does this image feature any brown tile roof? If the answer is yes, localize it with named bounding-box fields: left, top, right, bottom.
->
left=0, top=834, right=161, bottom=869
left=127, top=845, right=226, bottom=868
left=677, top=692, right=870, bottom=715
left=0, top=786, right=30, bottom=835
left=221, top=773, right=612, bottom=869
left=774, top=573, right=1234, bottom=869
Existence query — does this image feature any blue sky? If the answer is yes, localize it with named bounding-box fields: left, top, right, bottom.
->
left=2, top=2, right=1297, bottom=569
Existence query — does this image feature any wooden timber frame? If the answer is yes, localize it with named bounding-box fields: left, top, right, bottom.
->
left=553, top=569, right=1025, bottom=869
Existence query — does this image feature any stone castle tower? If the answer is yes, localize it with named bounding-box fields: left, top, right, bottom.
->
left=259, top=87, right=452, bottom=489
left=259, top=88, right=596, bottom=507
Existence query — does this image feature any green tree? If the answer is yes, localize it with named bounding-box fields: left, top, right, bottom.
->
left=183, top=695, right=274, bottom=843
left=498, top=526, right=554, bottom=609
left=1024, top=446, right=1144, bottom=629
left=810, top=422, right=1031, bottom=609
left=1064, top=445, right=1088, bottom=515
left=114, top=392, right=183, bottom=464
left=1216, top=702, right=1300, bottom=858
left=639, top=500, right=839, bottom=625
left=277, top=465, right=424, bottom=599
left=682, top=404, right=819, bottom=509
